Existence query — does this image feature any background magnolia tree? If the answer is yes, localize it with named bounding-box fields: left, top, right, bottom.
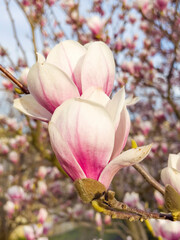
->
left=0, top=0, right=180, bottom=240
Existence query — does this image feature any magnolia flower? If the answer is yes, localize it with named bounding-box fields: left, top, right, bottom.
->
left=49, top=87, right=151, bottom=189
left=123, top=192, right=143, bottom=209
left=14, top=40, right=115, bottom=122
left=150, top=219, right=180, bottom=240
left=37, top=208, right=48, bottom=224
left=154, top=190, right=164, bottom=207
left=8, top=151, right=19, bottom=164
left=6, top=186, right=26, bottom=203
left=87, top=16, right=106, bottom=35
left=161, top=153, right=180, bottom=194
left=4, top=201, right=15, bottom=216
left=155, top=0, right=168, bottom=11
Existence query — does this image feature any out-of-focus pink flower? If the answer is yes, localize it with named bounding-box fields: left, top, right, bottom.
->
left=104, top=215, right=111, bottom=225
left=161, top=142, right=168, bottom=153
left=0, top=164, right=4, bottom=175
left=49, top=87, right=151, bottom=189
left=150, top=219, right=180, bottom=240
left=47, top=0, right=57, bottom=6
left=37, top=181, right=47, bottom=195
left=37, top=166, right=48, bottom=179
left=22, top=0, right=31, bottom=6
left=121, top=62, right=135, bottom=75
left=87, top=16, right=106, bottom=35
left=19, top=67, right=29, bottom=86
left=60, top=0, right=75, bottom=9
left=24, top=226, right=36, bottom=240
left=2, top=80, right=14, bottom=91
left=125, top=38, right=136, bottom=50
left=151, top=142, right=159, bottom=153
left=14, top=40, right=115, bottom=122
left=155, top=0, right=168, bottom=11
left=140, top=121, right=151, bottom=136
left=6, top=118, right=19, bottom=130
left=154, top=190, right=164, bottom=207
left=6, top=186, right=26, bottom=203
left=161, top=153, right=180, bottom=194
left=115, top=39, right=123, bottom=52
left=37, top=208, right=48, bottom=224
left=123, top=192, right=144, bottom=209
left=8, top=151, right=19, bottom=164
left=0, top=143, right=9, bottom=154
left=23, top=179, right=35, bottom=191
left=136, top=0, right=153, bottom=16
left=4, top=201, right=15, bottom=216
left=95, top=212, right=102, bottom=230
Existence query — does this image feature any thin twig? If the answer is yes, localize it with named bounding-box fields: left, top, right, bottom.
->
left=5, top=0, right=28, bottom=64
left=133, top=163, right=165, bottom=195
left=0, top=65, right=29, bottom=94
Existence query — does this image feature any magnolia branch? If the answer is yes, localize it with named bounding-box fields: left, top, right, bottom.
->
left=0, top=65, right=29, bottom=94
left=133, top=163, right=165, bottom=195
left=93, top=190, right=173, bottom=222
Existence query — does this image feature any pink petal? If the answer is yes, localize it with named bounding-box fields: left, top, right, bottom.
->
left=13, top=95, right=52, bottom=122
left=98, top=144, right=152, bottom=189
left=81, top=41, right=115, bottom=96
left=50, top=98, right=115, bottom=180
left=106, top=87, right=125, bottom=129
left=110, top=106, right=131, bottom=160
left=48, top=122, right=86, bottom=180
left=46, top=40, right=86, bottom=91
left=28, top=62, right=80, bottom=113
left=81, top=87, right=109, bottom=106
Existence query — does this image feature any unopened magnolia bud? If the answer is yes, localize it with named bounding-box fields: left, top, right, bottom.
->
left=74, top=178, right=106, bottom=203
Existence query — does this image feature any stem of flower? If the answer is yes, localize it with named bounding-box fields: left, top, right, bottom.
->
left=0, top=65, right=29, bottom=94
left=133, top=163, right=165, bottom=195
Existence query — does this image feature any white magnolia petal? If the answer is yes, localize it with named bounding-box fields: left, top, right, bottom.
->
left=36, top=53, right=45, bottom=63
left=106, top=87, right=125, bottom=128
left=28, top=62, right=79, bottom=113
left=98, top=144, right=152, bottom=189
left=161, top=167, right=180, bottom=194
left=46, top=40, right=86, bottom=87
left=81, top=41, right=115, bottom=96
left=125, top=95, right=139, bottom=106
left=13, top=95, right=52, bottom=122
left=168, top=153, right=180, bottom=170
left=110, top=106, right=130, bottom=160
left=81, top=87, right=109, bottom=107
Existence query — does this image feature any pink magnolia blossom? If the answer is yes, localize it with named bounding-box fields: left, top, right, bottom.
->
left=19, top=67, right=29, bottom=86
left=37, top=181, right=47, bottom=195
left=87, top=16, right=106, bottom=35
left=37, top=166, right=48, bottom=179
left=161, top=153, right=180, bottom=194
left=154, top=190, right=164, bottom=207
left=0, top=164, right=4, bottom=175
left=37, top=208, right=48, bottom=224
left=14, top=40, right=115, bottom=122
left=8, top=151, right=19, bottom=164
left=6, top=186, right=26, bottom=204
left=155, top=0, right=168, bottom=11
left=2, top=80, right=14, bottom=91
left=150, top=219, right=180, bottom=240
left=48, top=87, right=151, bottom=189
left=4, top=200, right=15, bottom=216
left=123, top=192, right=144, bottom=210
